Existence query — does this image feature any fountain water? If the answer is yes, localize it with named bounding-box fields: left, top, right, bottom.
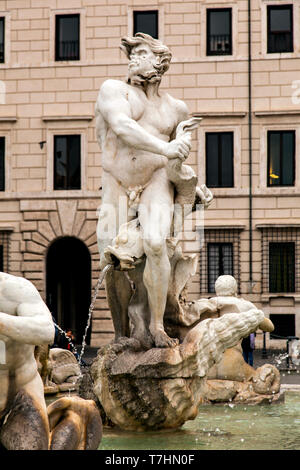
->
left=99, top=391, right=300, bottom=450
left=51, top=263, right=113, bottom=368
left=44, top=264, right=114, bottom=394
left=78, top=264, right=113, bottom=366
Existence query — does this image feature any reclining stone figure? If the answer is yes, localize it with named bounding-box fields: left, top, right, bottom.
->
left=0, top=272, right=102, bottom=450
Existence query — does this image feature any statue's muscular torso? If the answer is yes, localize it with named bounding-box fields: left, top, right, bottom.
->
left=96, top=79, right=187, bottom=188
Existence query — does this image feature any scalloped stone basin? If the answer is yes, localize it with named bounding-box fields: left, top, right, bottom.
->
left=99, top=391, right=300, bottom=450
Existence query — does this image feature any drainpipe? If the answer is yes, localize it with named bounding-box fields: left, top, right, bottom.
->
left=248, top=0, right=253, bottom=293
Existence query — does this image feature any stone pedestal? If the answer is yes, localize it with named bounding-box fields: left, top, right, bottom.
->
left=91, top=308, right=266, bottom=431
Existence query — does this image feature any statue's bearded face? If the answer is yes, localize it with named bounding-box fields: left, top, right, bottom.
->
left=128, top=43, right=160, bottom=84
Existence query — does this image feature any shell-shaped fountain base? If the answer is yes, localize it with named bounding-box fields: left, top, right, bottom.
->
left=91, top=309, right=266, bottom=431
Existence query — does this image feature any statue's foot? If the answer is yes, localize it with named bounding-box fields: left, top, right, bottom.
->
left=132, top=330, right=154, bottom=350
left=111, top=337, right=141, bottom=353
left=150, top=328, right=179, bottom=349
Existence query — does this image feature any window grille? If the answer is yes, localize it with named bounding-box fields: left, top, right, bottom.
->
left=260, top=226, right=300, bottom=293
left=199, top=227, right=242, bottom=294
left=0, top=231, right=11, bottom=272
left=269, top=242, right=295, bottom=293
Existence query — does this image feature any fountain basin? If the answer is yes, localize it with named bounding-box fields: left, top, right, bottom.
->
left=99, top=391, right=300, bottom=450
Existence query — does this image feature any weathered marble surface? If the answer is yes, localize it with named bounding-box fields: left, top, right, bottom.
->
left=35, top=346, right=80, bottom=394
left=0, top=272, right=102, bottom=450
left=48, top=348, right=80, bottom=392
left=93, top=33, right=281, bottom=430
left=48, top=396, right=102, bottom=450
left=0, top=272, right=55, bottom=449
left=92, top=308, right=265, bottom=431
left=96, top=32, right=212, bottom=350
left=191, top=275, right=280, bottom=405
left=204, top=349, right=281, bottom=405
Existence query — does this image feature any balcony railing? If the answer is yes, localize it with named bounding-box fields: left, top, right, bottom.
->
left=268, top=32, right=293, bottom=53
left=207, top=34, right=231, bottom=55
left=56, top=40, right=79, bottom=61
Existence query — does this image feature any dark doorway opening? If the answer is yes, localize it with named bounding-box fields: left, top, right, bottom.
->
left=46, top=237, right=91, bottom=346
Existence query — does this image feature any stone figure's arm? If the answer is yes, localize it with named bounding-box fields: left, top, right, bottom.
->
left=96, top=80, right=191, bottom=160
left=190, top=298, right=218, bottom=314
left=0, top=301, right=55, bottom=346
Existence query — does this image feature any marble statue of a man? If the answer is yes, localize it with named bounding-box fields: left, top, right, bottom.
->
left=95, top=33, right=201, bottom=349
left=0, top=272, right=55, bottom=450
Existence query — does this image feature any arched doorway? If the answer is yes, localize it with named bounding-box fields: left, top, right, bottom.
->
left=46, top=237, right=91, bottom=345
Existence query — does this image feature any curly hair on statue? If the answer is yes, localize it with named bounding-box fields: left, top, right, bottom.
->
left=120, top=32, right=172, bottom=76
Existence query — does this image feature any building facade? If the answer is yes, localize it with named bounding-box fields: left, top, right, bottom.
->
left=0, top=0, right=299, bottom=349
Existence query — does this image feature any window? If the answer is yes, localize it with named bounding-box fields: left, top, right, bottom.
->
left=269, top=242, right=295, bottom=293
left=260, top=226, right=300, bottom=294
left=207, top=243, right=233, bottom=293
left=0, top=17, right=4, bottom=63
left=206, top=132, right=234, bottom=187
left=133, top=10, right=158, bottom=38
left=270, top=314, right=295, bottom=339
left=267, top=5, right=293, bottom=53
left=267, top=130, right=295, bottom=186
left=55, top=14, right=80, bottom=61
left=0, top=137, right=4, bottom=191
left=54, top=135, right=81, bottom=190
left=0, top=231, right=11, bottom=272
left=199, top=228, right=242, bottom=294
left=207, top=8, right=232, bottom=56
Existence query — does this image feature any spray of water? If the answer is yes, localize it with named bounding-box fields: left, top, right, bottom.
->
left=53, top=322, right=79, bottom=356
left=50, top=264, right=113, bottom=391
left=78, top=264, right=113, bottom=366
left=52, top=264, right=113, bottom=366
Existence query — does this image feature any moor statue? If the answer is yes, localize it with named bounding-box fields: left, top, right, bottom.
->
left=95, top=33, right=212, bottom=350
